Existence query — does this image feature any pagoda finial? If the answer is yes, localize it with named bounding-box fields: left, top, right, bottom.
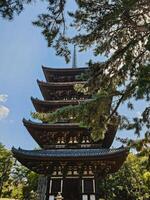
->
left=72, top=45, right=77, bottom=68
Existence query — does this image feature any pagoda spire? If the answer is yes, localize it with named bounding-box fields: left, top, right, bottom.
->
left=12, top=62, right=128, bottom=200
left=72, top=45, right=77, bottom=68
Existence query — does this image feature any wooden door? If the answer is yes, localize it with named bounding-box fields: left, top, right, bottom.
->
left=63, top=178, right=81, bottom=200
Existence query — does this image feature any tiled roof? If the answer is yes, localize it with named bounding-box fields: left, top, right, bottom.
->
left=37, top=80, right=87, bottom=86
left=12, top=147, right=128, bottom=158
left=23, top=118, right=86, bottom=129
left=42, top=66, right=88, bottom=72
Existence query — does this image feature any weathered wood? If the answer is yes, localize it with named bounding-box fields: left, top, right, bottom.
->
left=12, top=66, right=128, bottom=200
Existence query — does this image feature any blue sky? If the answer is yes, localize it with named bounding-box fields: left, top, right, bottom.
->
left=0, top=1, right=146, bottom=150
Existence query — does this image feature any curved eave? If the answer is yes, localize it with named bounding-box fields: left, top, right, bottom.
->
left=12, top=147, right=128, bottom=159
left=37, top=79, right=86, bottom=87
left=42, top=66, right=88, bottom=72
left=23, top=119, right=89, bottom=148
left=23, top=118, right=85, bottom=130
left=42, top=66, right=88, bottom=82
left=31, top=97, right=85, bottom=113
left=37, top=80, right=87, bottom=100
left=12, top=147, right=129, bottom=174
left=23, top=119, right=117, bottom=148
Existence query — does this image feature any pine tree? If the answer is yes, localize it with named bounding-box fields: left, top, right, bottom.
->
left=1, top=0, right=150, bottom=154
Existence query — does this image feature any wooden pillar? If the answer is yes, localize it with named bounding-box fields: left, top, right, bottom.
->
left=60, top=179, right=63, bottom=193
left=62, top=173, right=65, bottom=196
left=49, top=179, right=52, bottom=194
left=93, top=179, right=96, bottom=193
left=82, top=179, right=84, bottom=193
left=45, top=177, right=50, bottom=200
left=79, top=168, right=83, bottom=200
left=95, top=176, right=101, bottom=200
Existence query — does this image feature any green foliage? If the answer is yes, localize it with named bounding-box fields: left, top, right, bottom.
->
left=0, top=143, right=38, bottom=199
left=99, top=154, right=150, bottom=200
left=32, top=0, right=71, bottom=62
left=32, top=92, right=118, bottom=141
left=21, top=170, right=39, bottom=200
left=31, top=0, right=150, bottom=154
left=1, top=0, right=149, bottom=152
left=32, top=0, right=150, bottom=154
left=0, top=0, right=33, bottom=20
left=10, top=159, right=39, bottom=200
left=0, top=143, right=13, bottom=197
left=0, top=144, right=149, bottom=199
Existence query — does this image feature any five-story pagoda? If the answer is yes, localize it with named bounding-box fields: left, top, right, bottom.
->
left=12, top=64, right=128, bottom=200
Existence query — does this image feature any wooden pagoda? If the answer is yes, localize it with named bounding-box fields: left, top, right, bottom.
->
left=12, top=66, right=128, bottom=200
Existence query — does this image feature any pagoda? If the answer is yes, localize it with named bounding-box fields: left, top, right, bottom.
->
left=12, top=64, right=128, bottom=200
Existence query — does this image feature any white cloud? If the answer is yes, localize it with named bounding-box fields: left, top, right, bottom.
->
left=0, top=94, right=8, bottom=102
left=0, top=105, right=10, bottom=120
